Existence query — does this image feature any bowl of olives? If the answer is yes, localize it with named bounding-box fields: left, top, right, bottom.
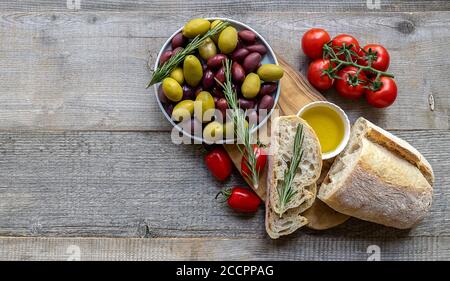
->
left=154, top=18, right=282, bottom=143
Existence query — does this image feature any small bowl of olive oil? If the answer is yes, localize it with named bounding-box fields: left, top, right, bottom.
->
left=297, top=101, right=350, bottom=160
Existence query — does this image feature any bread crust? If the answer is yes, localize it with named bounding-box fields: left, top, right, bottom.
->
left=265, top=115, right=322, bottom=238
left=319, top=117, right=434, bottom=229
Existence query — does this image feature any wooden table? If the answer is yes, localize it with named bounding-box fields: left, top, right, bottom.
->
left=0, top=0, right=449, bottom=261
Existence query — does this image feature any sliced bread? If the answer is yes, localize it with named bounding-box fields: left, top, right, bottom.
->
left=265, top=115, right=322, bottom=239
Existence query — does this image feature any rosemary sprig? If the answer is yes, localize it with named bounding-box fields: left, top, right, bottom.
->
left=277, top=124, right=304, bottom=216
left=219, top=59, right=260, bottom=189
left=146, top=21, right=230, bottom=87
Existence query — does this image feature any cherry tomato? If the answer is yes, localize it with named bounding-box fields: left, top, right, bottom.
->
left=204, top=147, right=232, bottom=181
left=365, top=76, right=397, bottom=108
left=241, top=145, right=267, bottom=179
left=217, top=187, right=261, bottom=213
left=335, top=66, right=367, bottom=99
left=358, top=44, right=390, bottom=72
left=301, top=28, right=331, bottom=59
left=307, top=59, right=334, bottom=90
left=331, top=34, right=360, bottom=61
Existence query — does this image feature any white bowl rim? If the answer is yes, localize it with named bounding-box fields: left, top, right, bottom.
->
left=153, top=17, right=280, bottom=144
left=297, top=101, right=351, bottom=160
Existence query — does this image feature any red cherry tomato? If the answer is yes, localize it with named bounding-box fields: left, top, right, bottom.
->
left=204, top=147, right=232, bottom=181
left=307, top=59, right=334, bottom=90
left=218, top=187, right=261, bottom=213
left=365, top=76, right=397, bottom=108
left=358, top=44, right=390, bottom=72
left=241, top=145, right=267, bottom=179
left=331, top=34, right=360, bottom=61
left=335, top=66, right=367, bottom=99
left=301, top=28, right=331, bottom=59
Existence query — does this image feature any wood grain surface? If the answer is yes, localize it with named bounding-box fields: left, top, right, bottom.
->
left=1, top=236, right=449, bottom=261
left=0, top=1, right=449, bottom=260
left=1, top=0, right=449, bottom=12
left=0, top=12, right=449, bottom=131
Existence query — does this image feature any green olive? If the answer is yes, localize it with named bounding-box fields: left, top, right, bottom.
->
left=203, top=121, right=224, bottom=143
left=182, top=18, right=211, bottom=38
left=223, top=121, right=234, bottom=138
left=195, top=91, right=215, bottom=122
left=199, top=38, right=217, bottom=60
left=170, top=67, right=184, bottom=85
left=162, top=77, right=183, bottom=102
left=210, top=20, right=222, bottom=43
left=183, top=55, right=203, bottom=87
left=256, top=64, right=284, bottom=82
left=172, top=100, right=194, bottom=122
left=241, top=73, right=261, bottom=99
left=218, top=26, right=238, bottom=54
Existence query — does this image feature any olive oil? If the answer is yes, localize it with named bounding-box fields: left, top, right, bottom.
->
left=301, top=106, right=345, bottom=154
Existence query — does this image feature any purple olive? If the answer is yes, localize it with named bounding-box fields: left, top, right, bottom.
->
left=232, top=62, right=245, bottom=84
left=172, top=47, right=184, bottom=55
left=159, top=50, right=173, bottom=65
left=259, top=83, right=278, bottom=96
left=212, top=87, right=224, bottom=98
left=258, top=95, right=274, bottom=110
left=215, top=67, right=226, bottom=86
left=238, top=30, right=257, bottom=44
left=246, top=44, right=267, bottom=55
left=207, top=54, right=227, bottom=69
left=239, top=98, right=255, bottom=110
left=158, top=84, right=169, bottom=104
left=231, top=48, right=250, bottom=63
left=202, top=69, right=215, bottom=90
left=164, top=103, right=174, bottom=116
left=194, top=86, right=203, bottom=97
left=243, top=52, right=262, bottom=73
left=215, top=98, right=228, bottom=120
left=171, top=33, right=186, bottom=49
left=182, top=84, right=195, bottom=100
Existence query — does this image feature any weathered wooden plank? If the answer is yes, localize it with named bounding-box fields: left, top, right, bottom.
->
left=1, top=0, right=449, bottom=12
left=0, top=236, right=448, bottom=261
left=0, top=12, right=449, bottom=131
left=0, top=130, right=448, bottom=238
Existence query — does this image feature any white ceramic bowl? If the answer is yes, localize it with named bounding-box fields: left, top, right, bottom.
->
left=153, top=18, right=280, bottom=143
left=297, top=101, right=351, bottom=160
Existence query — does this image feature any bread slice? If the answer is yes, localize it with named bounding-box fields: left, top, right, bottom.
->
left=318, top=117, right=434, bottom=229
left=266, top=183, right=316, bottom=239
left=265, top=115, right=322, bottom=239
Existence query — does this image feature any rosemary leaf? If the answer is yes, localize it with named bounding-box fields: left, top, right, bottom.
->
left=277, top=124, right=304, bottom=216
left=220, top=59, right=260, bottom=188
left=147, top=21, right=230, bottom=87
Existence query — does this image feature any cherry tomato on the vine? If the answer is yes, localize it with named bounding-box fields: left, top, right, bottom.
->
left=301, top=28, right=331, bottom=59
left=331, top=34, right=360, bottom=61
left=217, top=187, right=261, bottom=213
left=358, top=44, right=390, bottom=72
left=204, top=147, right=232, bottom=181
left=307, top=59, right=335, bottom=90
left=335, top=66, right=367, bottom=99
left=365, top=76, right=397, bottom=108
left=241, top=145, right=267, bottom=179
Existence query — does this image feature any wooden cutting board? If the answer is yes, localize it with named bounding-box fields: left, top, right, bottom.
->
left=223, top=56, right=350, bottom=230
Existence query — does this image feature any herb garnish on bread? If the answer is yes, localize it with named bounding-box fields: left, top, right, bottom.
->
left=265, top=116, right=322, bottom=239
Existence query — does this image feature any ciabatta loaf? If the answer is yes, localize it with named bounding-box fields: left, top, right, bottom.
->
left=318, top=117, right=434, bottom=229
left=265, top=116, right=322, bottom=239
